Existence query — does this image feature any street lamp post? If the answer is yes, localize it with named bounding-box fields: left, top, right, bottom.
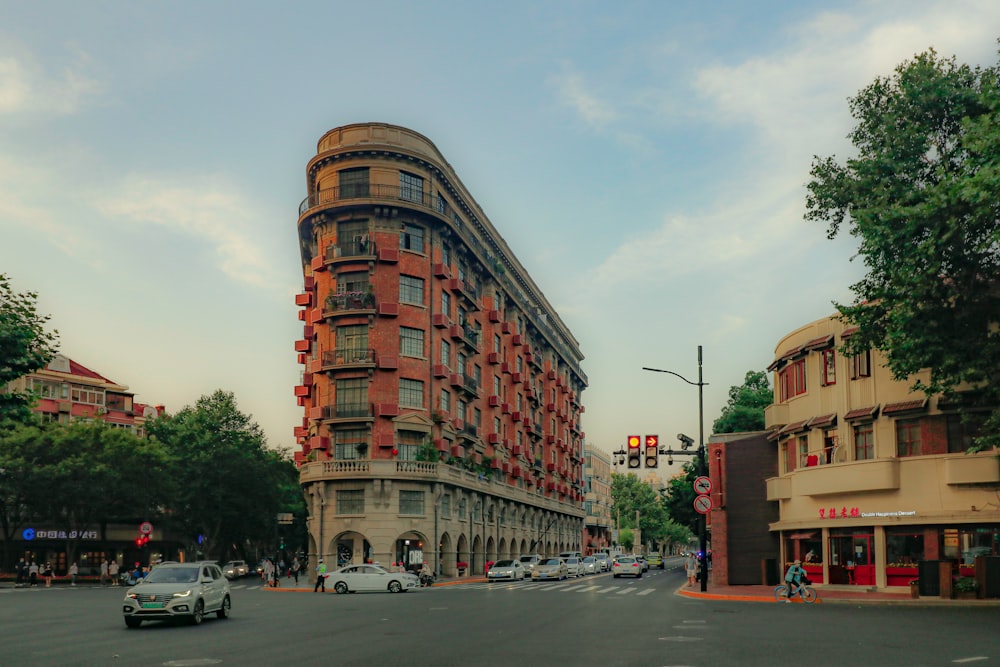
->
left=643, top=345, right=709, bottom=592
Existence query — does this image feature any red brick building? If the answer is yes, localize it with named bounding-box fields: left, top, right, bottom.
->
left=293, top=123, right=588, bottom=575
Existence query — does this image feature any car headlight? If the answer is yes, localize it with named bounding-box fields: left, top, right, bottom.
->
left=173, top=589, right=192, bottom=598
left=125, top=593, right=138, bottom=600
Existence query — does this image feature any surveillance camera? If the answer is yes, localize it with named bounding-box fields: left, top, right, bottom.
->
left=667, top=455, right=674, bottom=465
left=677, top=433, right=695, bottom=449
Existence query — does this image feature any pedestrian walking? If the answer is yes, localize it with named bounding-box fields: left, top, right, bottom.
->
left=69, top=562, right=78, bottom=586
left=314, top=559, right=327, bottom=593
left=15, top=557, right=26, bottom=587
left=28, top=561, right=39, bottom=587
left=100, top=559, right=109, bottom=586
left=43, top=562, right=54, bottom=587
left=685, top=552, right=699, bottom=587
left=263, top=558, right=274, bottom=584
left=291, top=557, right=300, bottom=584
left=109, top=559, right=120, bottom=585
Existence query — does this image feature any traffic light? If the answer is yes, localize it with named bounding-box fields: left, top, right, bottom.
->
left=645, top=435, right=659, bottom=468
left=627, top=435, right=641, bottom=468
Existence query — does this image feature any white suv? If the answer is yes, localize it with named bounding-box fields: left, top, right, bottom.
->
left=123, top=561, right=231, bottom=628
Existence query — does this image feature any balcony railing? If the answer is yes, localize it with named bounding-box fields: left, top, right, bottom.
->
left=321, top=348, right=376, bottom=370
left=300, top=184, right=454, bottom=218
left=321, top=403, right=374, bottom=420
left=324, top=239, right=376, bottom=261
left=324, top=291, right=376, bottom=314
left=299, top=459, right=585, bottom=515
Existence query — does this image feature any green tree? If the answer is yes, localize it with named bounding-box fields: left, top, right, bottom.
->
left=662, top=461, right=699, bottom=534
left=806, top=47, right=1000, bottom=450
left=610, top=472, right=670, bottom=551
left=0, top=420, right=48, bottom=566
left=147, top=390, right=287, bottom=562
left=712, top=370, right=773, bottom=434
left=34, top=420, right=172, bottom=564
left=0, top=274, right=59, bottom=421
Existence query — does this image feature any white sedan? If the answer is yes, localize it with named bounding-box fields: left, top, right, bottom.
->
left=487, top=559, right=527, bottom=581
left=327, top=564, right=419, bottom=594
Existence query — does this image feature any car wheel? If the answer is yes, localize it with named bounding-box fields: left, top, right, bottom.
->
left=388, top=580, right=403, bottom=594
left=190, top=599, right=204, bottom=625
left=334, top=581, right=348, bottom=595
left=216, top=595, right=231, bottom=619
left=124, top=617, right=142, bottom=629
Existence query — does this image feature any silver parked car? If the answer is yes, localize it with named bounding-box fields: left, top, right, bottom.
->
left=487, top=559, right=527, bottom=581
left=532, top=557, right=568, bottom=581
left=122, top=561, right=231, bottom=628
left=580, top=556, right=599, bottom=575
left=564, top=557, right=583, bottom=577
left=592, top=553, right=611, bottom=572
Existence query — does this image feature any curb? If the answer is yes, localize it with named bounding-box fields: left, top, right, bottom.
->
left=674, top=585, right=1000, bottom=606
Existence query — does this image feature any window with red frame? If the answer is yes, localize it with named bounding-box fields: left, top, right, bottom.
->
left=821, top=348, right=836, bottom=385
left=896, top=419, right=921, bottom=457
left=854, top=422, right=874, bottom=460
left=778, top=359, right=806, bottom=401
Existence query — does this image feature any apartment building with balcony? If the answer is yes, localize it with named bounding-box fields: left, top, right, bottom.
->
left=583, top=446, right=613, bottom=554
left=764, top=314, right=999, bottom=590
left=6, top=353, right=163, bottom=434
left=294, top=123, right=588, bottom=576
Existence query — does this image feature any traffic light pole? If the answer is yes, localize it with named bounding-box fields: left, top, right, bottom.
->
left=643, top=346, right=709, bottom=592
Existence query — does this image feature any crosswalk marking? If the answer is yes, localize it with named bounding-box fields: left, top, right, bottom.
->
left=637, top=589, right=655, bottom=596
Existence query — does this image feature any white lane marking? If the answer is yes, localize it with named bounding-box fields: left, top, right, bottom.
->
left=595, top=587, right=620, bottom=593
left=637, top=589, right=655, bottom=596
left=658, top=636, right=703, bottom=642
left=616, top=588, right=634, bottom=595
left=682, top=620, right=706, bottom=624
left=953, top=659, right=990, bottom=664
left=561, top=585, right=590, bottom=592
left=575, top=586, right=602, bottom=592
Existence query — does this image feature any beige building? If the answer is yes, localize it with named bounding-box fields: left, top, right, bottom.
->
left=294, top=123, right=588, bottom=576
left=765, top=313, right=999, bottom=590
left=583, top=446, right=613, bottom=553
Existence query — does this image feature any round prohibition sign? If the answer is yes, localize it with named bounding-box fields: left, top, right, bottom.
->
left=693, top=495, right=712, bottom=514
left=693, top=476, right=712, bottom=495
left=139, top=521, right=153, bottom=535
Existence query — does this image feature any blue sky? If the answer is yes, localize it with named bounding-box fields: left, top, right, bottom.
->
left=2, top=1, right=998, bottom=468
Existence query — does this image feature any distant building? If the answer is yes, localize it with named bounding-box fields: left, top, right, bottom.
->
left=765, top=313, right=999, bottom=589
left=6, top=353, right=163, bottom=435
left=4, top=353, right=169, bottom=575
left=583, top=446, right=613, bottom=554
left=293, top=123, right=588, bottom=575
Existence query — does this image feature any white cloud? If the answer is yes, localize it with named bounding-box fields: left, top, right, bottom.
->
left=94, top=176, right=281, bottom=289
left=0, top=48, right=101, bottom=115
left=551, top=67, right=617, bottom=128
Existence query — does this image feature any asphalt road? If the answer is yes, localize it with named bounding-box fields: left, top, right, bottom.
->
left=1, top=559, right=997, bottom=667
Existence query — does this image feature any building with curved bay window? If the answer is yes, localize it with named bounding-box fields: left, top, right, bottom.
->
left=765, top=313, right=999, bottom=592
left=293, top=123, right=587, bottom=577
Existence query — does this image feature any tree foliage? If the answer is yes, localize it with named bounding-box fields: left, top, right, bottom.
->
left=0, top=274, right=59, bottom=421
left=147, top=390, right=287, bottom=562
left=609, top=472, right=681, bottom=551
left=806, top=47, right=1000, bottom=450
left=712, top=370, right=773, bottom=434
left=662, top=461, right=700, bottom=534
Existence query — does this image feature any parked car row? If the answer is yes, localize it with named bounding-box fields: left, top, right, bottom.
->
left=488, top=554, right=611, bottom=582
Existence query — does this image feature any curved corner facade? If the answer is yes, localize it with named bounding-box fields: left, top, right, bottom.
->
left=292, top=123, right=588, bottom=576
left=765, top=314, right=999, bottom=589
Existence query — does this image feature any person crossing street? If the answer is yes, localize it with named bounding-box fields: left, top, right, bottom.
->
left=314, top=559, right=327, bottom=593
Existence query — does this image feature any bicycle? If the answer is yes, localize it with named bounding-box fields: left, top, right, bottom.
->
left=774, top=581, right=819, bottom=604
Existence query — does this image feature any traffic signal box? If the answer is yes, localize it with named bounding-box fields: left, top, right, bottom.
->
left=644, top=435, right=659, bottom=468
left=627, top=435, right=641, bottom=468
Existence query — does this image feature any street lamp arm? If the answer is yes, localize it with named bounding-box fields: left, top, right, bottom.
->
left=641, top=367, right=708, bottom=388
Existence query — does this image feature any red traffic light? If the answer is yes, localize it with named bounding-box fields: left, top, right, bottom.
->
left=645, top=435, right=659, bottom=448
left=627, top=435, right=641, bottom=449
left=135, top=537, right=142, bottom=547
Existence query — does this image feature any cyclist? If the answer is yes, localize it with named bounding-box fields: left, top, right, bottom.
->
left=783, top=559, right=807, bottom=602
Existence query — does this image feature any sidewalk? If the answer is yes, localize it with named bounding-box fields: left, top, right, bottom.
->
left=676, top=580, right=1000, bottom=605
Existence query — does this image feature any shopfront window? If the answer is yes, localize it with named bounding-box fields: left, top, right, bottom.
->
left=886, top=529, right=924, bottom=566
left=958, top=526, right=999, bottom=565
